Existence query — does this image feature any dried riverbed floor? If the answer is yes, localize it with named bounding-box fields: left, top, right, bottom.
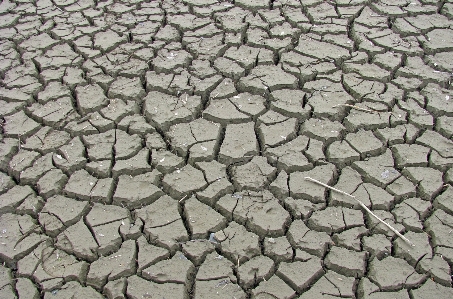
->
left=1, top=0, right=453, bottom=298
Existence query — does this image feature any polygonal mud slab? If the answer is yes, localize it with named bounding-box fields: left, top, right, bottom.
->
left=169, top=118, right=222, bottom=158
left=251, top=275, right=297, bottom=299
left=216, top=191, right=291, bottom=237
left=421, top=83, right=453, bottom=117
left=281, top=197, right=324, bottom=220
left=127, top=275, right=188, bottom=299
left=20, top=153, right=55, bottom=185
left=347, top=183, right=396, bottom=210
left=393, top=201, right=427, bottom=233
left=417, top=129, right=453, bottom=159
left=22, top=127, right=71, bottom=154
left=85, top=203, right=130, bottom=255
left=135, top=195, right=189, bottom=252
left=36, top=169, right=68, bottom=199
left=0, top=172, right=15, bottom=196
left=151, top=150, right=185, bottom=174
left=184, top=197, right=228, bottom=239
left=216, top=221, right=261, bottom=264
left=298, top=271, right=355, bottom=299
left=64, top=169, right=114, bottom=202
left=52, top=137, right=87, bottom=173
left=269, top=170, right=290, bottom=199
left=418, top=254, right=451, bottom=286
left=219, top=122, right=259, bottom=165
left=277, top=255, right=323, bottom=292
left=368, top=256, right=426, bottom=291
left=411, top=279, right=453, bottom=299
left=55, top=219, right=98, bottom=262
left=300, top=118, right=346, bottom=145
left=144, top=91, right=202, bottom=131
left=181, top=239, right=215, bottom=267
left=294, top=36, right=350, bottom=62
left=136, top=236, right=170, bottom=272
left=15, top=277, right=40, bottom=299
left=358, top=277, right=410, bottom=299
left=353, top=150, right=401, bottom=188
left=32, top=246, right=89, bottom=290
left=237, top=255, right=274, bottom=289
left=332, top=226, right=368, bottom=251
left=142, top=251, right=195, bottom=286
left=343, top=105, right=392, bottom=132
left=324, top=246, right=366, bottom=278
left=402, top=167, right=443, bottom=200
left=196, top=177, right=234, bottom=206
left=87, top=240, right=136, bottom=290
left=113, top=173, right=163, bottom=208
left=94, top=30, right=127, bottom=52
left=289, top=164, right=337, bottom=203
left=263, top=236, right=293, bottom=262
left=162, top=164, right=208, bottom=199
left=3, top=111, right=41, bottom=138
left=365, top=209, right=406, bottom=237
left=392, top=144, right=430, bottom=167
left=104, top=278, right=127, bottom=299
left=108, top=77, right=146, bottom=102
left=434, top=186, right=453, bottom=215
left=153, top=48, right=193, bottom=74
left=203, top=98, right=251, bottom=125
left=0, top=213, right=48, bottom=268
left=42, top=281, right=104, bottom=299
left=258, top=117, right=298, bottom=149
left=113, top=130, right=144, bottom=161
left=0, top=185, right=35, bottom=214
left=270, top=89, right=310, bottom=121
left=75, top=84, right=108, bottom=115
left=327, top=140, right=360, bottom=168
left=386, top=176, right=417, bottom=200
left=238, top=65, right=298, bottom=94
left=307, top=206, right=365, bottom=234
left=196, top=251, right=235, bottom=282
left=39, top=195, right=89, bottom=237
left=223, top=45, right=273, bottom=71
left=231, top=156, right=277, bottom=191
left=112, top=148, right=151, bottom=178
left=345, top=130, right=385, bottom=159
left=425, top=209, right=453, bottom=251
left=194, top=279, right=246, bottom=299
left=287, top=220, right=332, bottom=257
left=228, top=93, right=267, bottom=118
left=303, top=82, right=355, bottom=121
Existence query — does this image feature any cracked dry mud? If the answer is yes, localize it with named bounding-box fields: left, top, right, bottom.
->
left=1, top=0, right=453, bottom=298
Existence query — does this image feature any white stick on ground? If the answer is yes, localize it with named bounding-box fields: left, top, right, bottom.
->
left=304, top=177, right=415, bottom=247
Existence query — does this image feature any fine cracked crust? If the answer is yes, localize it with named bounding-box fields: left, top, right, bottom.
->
left=1, top=0, right=453, bottom=298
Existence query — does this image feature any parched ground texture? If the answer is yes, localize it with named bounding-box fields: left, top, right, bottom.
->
left=1, top=0, right=453, bottom=298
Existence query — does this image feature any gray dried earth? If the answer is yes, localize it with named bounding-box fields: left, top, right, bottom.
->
left=1, top=0, right=453, bottom=298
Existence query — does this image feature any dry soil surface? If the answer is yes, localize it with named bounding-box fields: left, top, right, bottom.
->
left=1, top=0, right=453, bottom=298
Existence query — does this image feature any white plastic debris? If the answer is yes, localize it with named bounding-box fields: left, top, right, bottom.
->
left=209, top=232, right=218, bottom=244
